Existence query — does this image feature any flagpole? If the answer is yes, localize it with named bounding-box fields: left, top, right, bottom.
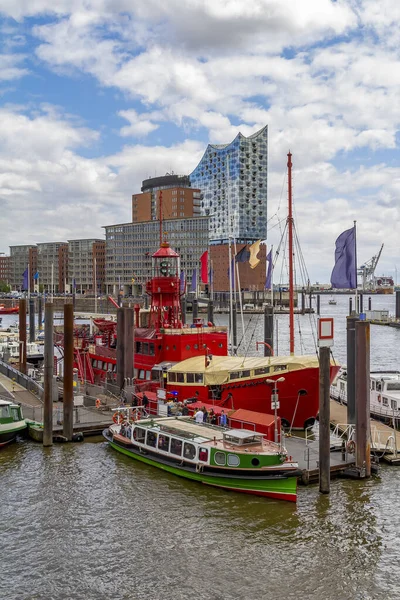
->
left=27, top=261, right=30, bottom=299
left=234, top=240, right=246, bottom=354
left=354, top=220, right=358, bottom=313
left=270, top=245, right=274, bottom=307
left=210, top=259, right=214, bottom=301
left=227, top=156, right=234, bottom=354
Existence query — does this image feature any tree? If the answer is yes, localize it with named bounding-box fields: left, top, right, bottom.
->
left=0, top=281, right=10, bottom=293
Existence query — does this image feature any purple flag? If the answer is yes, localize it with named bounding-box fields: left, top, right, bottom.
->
left=22, top=268, right=28, bottom=291
left=265, top=249, right=273, bottom=290
left=331, top=226, right=357, bottom=289
left=191, top=269, right=197, bottom=292
left=180, top=270, right=186, bottom=293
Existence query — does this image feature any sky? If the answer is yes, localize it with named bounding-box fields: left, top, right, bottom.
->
left=0, top=0, right=399, bottom=284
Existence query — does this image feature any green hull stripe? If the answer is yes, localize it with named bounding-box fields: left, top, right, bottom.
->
left=108, top=440, right=297, bottom=497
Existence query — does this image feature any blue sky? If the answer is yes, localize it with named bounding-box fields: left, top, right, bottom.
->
left=0, top=0, right=399, bottom=283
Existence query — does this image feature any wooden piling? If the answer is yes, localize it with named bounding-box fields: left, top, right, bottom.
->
left=319, top=345, right=331, bottom=494
left=349, top=297, right=352, bottom=315
left=355, top=319, right=371, bottom=477
left=301, top=292, right=305, bottom=315
left=368, top=296, right=372, bottom=311
left=263, top=305, right=274, bottom=357
left=346, top=316, right=358, bottom=425
left=19, top=298, right=27, bottom=375
left=317, top=294, right=320, bottom=316
left=29, top=298, right=35, bottom=343
left=63, top=303, right=74, bottom=441
left=43, top=303, right=54, bottom=447
left=116, top=307, right=125, bottom=389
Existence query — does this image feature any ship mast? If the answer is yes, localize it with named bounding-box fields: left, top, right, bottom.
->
left=287, top=152, right=295, bottom=355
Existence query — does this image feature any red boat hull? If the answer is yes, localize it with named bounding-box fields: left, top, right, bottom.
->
left=0, top=307, right=19, bottom=315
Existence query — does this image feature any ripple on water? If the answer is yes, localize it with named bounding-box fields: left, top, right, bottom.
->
left=0, top=439, right=398, bottom=600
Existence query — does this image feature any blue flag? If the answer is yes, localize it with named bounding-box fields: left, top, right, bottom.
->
left=33, top=271, right=39, bottom=280
left=191, top=269, right=197, bottom=292
left=22, top=268, right=28, bottom=291
left=235, top=246, right=250, bottom=263
left=265, top=249, right=273, bottom=290
left=330, top=226, right=357, bottom=289
left=180, top=270, right=186, bottom=293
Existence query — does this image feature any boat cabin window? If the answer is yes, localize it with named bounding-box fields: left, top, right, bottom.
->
left=387, top=382, right=400, bottom=391
left=371, top=381, right=375, bottom=391
left=199, top=447, right=208, bottom=462
left=391, top=400, right=398, bottom=410
left=139, top=370, right=145, bottom=379
left=168, top=373, right=177, bottom=382
left=133, top=427, right=146, bottom=443
left=92, top=360, right=98, bottom=368
left=176, top=373, right=185, bottom=383
left=382, top=397, right=389, bottom=406
left=11, top=407, right=20, bottom=422
left=223, top=433, right=263, bottom=446
left=214, top=451, right=226, bottom=466
left=254, top=367, right=270, bottom=376
left=186, top=373, right=204, bottom=384
left=0, top=405, right=10, bottom=418
left=158, top=434, right=170, bottom=452
left=376, top=381, right=382, bottom=392
left=183, top=442, right=196, bottom=460
left=170, top=438, right=183, bottom=456
left=340, top=382, right=345, bottom=392
left=274, top=365, right=286, bottom=372
left=149, top=344, right=155, bottom=356
left=227, top=454, right=240, bottom=467
left=146, top=431, right=157, bottom=448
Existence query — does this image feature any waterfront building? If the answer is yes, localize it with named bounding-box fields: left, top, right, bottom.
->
left=68, top=239, right=105, bottom=294
left=132, top=174, right=201, bottom=223
left=0, top=255, right=10, bottom=286
left=37, top=242, right=68, bottom=293
left=104, top=217, right=209, bottom=295
left=189, top=125, right=268, bottom=244
left=9, top=245, right=37, bottom=291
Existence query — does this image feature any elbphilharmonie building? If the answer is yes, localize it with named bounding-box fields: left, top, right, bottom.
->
left=189, top=125, right=268, bottom=244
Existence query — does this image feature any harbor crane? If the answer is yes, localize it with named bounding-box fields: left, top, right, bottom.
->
left=358, top=244, right=384, bottom=291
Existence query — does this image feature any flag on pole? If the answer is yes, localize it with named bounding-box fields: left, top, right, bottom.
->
left=249, top=240, right=261, bottom=269
left=33, top=272, right=39, bottom=280
left=180, top=270, right=186, bottom=293
left=200, top=251, right=209, bottom=284
left=191, top=269, right=197, bottom=292
left=265, top=249, right=273, bottom=290
left=330, top=226, right=357, bottom=289
left=22, top=268, right=28, bottom=291
left=235, top=246, right=250, bottom=263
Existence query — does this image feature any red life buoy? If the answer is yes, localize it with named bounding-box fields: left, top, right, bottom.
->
left=113, top=411, right=125, bottom=424
left=347, top=440, right=356, bottom=454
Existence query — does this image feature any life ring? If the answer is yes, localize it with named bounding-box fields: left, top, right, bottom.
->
left=378, top=395, right=381, bottom=403
left=96, top=399, right=101, bottom=409
left=113, top=411, right=125, bottom=424
left=347, top=439, right=356, bottom=454
left=130, top=409, right=139, bottom=422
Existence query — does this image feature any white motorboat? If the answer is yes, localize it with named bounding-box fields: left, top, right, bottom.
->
left=331, top=368, right=400, bottom=422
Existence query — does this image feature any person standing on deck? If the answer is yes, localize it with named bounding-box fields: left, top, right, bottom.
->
left=195, top=408, right=204, bottom=423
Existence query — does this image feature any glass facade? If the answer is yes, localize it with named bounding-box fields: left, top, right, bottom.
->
left=189, top=125, right=268, bottom=244
left=104, top=216, right=209, bottom=293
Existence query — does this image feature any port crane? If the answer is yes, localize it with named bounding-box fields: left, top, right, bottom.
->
left=358, top=244, right=384, bottom=291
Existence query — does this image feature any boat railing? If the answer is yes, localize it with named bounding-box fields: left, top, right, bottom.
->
left=0, top=357, right=44, bottom=400
left=330, top=422, right=396, bottom=453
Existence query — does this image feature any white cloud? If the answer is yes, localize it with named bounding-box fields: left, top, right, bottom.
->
left=118, top=109, right=159, bottom=137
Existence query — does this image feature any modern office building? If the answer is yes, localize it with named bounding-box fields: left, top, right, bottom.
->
left=9, top=245, right=37, bottom=290
left=104, top=217, right=209, bottom=295
left=37, top=242, right=68, bottom=293
left=68, top=239, right=105, bottom=293
left=189, top=125, right=268, bottom=244
left=132, top=174, right=201, bottom=223
left=93, top=240, right=106, bottom=294
left=0, top=255, right=10, bottom=285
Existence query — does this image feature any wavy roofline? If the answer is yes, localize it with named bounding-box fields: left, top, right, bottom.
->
left=189, top=125, right=268, bottom=176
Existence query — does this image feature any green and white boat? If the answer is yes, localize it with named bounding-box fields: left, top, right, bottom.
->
left=0, top=399, right=27, bottom=447
left=103, top=415, right=300, bottom=502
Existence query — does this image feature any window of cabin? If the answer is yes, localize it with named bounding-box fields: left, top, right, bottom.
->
left=146, top=431, right=157, bottom=448
left=176, top=373, right=185, bottom=383
left=187, top=373, right=195, bottom=383
left=142, top=342, right=149, bottom=355
left=158, top=434, right=170, bottom=452
left=254, top=367, right=270, bottom=376
left=183, top=443, right=196, bottom=460
left=229, top=371, right=240, bottom=380
left=139, top=369, right=145, bottom=379
left=227, top=454, right=240, bottom=467
left=371, top=381, right=375, bottom=391
left=383, top=397, right=389, bottom=406
left=195, top=373, right=204, bottom=383
left=11, top=407, right=20, bottom=422
left=149, top=343, right=155, bottom=356
left=274, top=365, right=287, bottom=372
left=214, top=451, right=226, bottom=465
left=136, top=341, right=142, bottom=353
left=170, top=438, right=183, bottom=456
left=168, top=373, right=177, bottom=383
left=199, top=447, right=208, bottom=462
left=133, top=427, right=146, bottom=443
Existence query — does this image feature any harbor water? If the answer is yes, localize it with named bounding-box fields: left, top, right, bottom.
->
left=1, top=295, right=400, bottom=600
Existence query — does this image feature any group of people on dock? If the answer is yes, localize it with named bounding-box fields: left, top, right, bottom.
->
left=194, top=407, right=227, bottom=427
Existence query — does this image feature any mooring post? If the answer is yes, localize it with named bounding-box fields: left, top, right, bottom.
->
left=319, top=345, right=331, bottom=494
left=263, top=305, right=274, bottom=357
left=63, top=303, right=74, bottom=441
left=359, top=293, right=363, bottom=314
left=396, top=291, right=400, bottom=320
left=301, top=292, right=305, bottom=315
left=38, top=295, right=43, bottom=332
left=232, top=303, right=237, bottom=353
left=43, top=303, right=54, bottom=447
left=317, top=294, right=320, bottom=316
left=355, top=319, right=371, bottom=477
left=309, top=292, right=312, bottom=311
left=349, top=297, right=353, bottom=315
left=124, top=307, right=134, bottom=381
left=116, top=307, right=125, bottom=389
left=207, top=299, right=214, bottom=325
left=29, top=298, right=35, bottom=343
left=19, top=298, right=27, bottom=375
left=346, top=316, right=358, bottom=426
left=192, top=298, right=198, bottom=321
left=368, top=296, right=372, bottom=311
